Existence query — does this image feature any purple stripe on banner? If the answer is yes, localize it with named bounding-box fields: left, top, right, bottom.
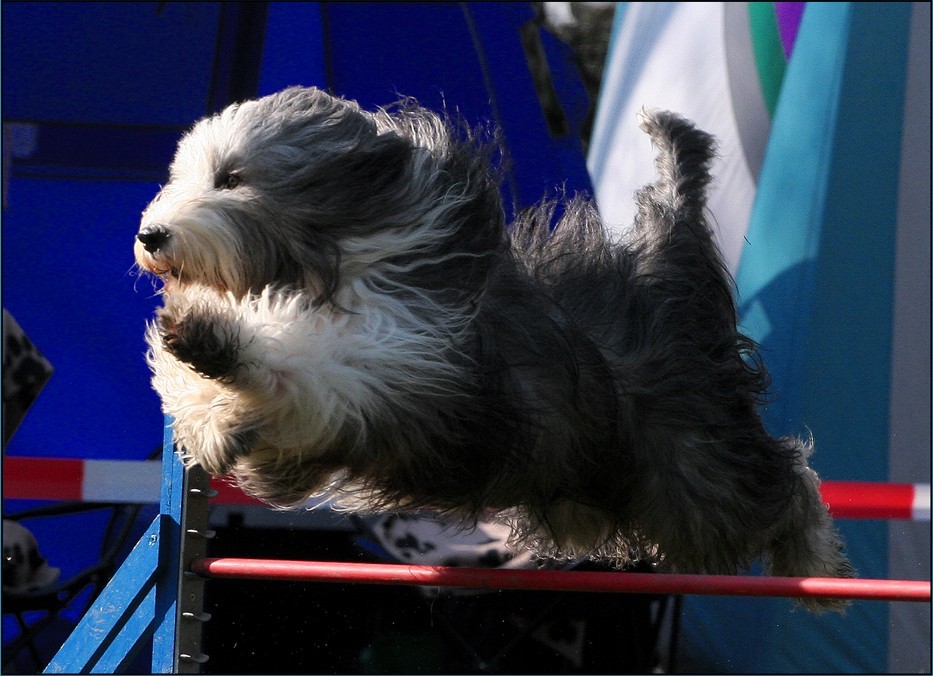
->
left=775, top=2, right=806, bottom=57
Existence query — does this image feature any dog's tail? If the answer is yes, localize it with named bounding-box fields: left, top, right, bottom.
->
left=631, top=109, right=726, bottom=281
left=635, top=108, right=716, bottom=226
left=629, top=109, right=746, bottom=354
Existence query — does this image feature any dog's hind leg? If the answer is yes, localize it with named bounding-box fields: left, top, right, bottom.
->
left=766, top=436, right=856, bottom=611
left=620, top=111, right=856, bottom=595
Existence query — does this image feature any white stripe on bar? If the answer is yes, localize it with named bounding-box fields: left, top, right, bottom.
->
left=81, top=459, right=161, bottom=503
left=912, top=483, right=931, bottom=521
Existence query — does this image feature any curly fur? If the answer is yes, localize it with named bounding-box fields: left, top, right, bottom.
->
left=135, top=87, right=854, bottom=611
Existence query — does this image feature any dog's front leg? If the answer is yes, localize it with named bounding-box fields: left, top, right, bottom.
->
left=157, top=295, right=247, bottom=383
left=151, top=286, right=359, bottom=474
left=148, top=291, right=265, bottom=476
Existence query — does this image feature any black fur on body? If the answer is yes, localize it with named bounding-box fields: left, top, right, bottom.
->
left=136, top=88, right=853, bottom=609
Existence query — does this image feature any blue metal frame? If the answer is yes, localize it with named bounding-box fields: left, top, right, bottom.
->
left=152, top=422, right=186, bottom=673
left=44, top=422, right=191, bottom=673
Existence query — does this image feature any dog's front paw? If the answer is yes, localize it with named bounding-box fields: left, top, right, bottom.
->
left=157, top=305, right=243, bottom=382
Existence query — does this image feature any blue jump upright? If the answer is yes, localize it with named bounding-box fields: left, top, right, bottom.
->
left=44, top=420, right=210, bottom=674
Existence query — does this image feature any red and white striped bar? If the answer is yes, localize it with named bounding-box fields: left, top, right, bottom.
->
left=3, top=457, right=931, bottom=521
left=820, top=480, right=930, bottom=521
left=190, top=558, right=931, bottom=603
left=2, top=457, right=162, bottom=504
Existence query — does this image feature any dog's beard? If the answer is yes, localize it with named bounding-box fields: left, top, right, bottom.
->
left=136, top=199, right=330, bottom=300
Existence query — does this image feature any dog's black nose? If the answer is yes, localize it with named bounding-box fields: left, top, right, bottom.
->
left=137, top=226, right=170, bottom=253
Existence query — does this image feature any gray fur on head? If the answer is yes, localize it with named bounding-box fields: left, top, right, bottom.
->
left=136, top=86, right=854, bottom=611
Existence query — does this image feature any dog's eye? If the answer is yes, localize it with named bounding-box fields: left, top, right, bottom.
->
left=219, top=172, right=242, bottom=190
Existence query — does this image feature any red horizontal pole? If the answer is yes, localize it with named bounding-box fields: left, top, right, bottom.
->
left=190, top=558, right=931, bottom=603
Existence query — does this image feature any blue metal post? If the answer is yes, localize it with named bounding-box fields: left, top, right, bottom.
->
left=151, top=421, right=186, bottom=673
left=43, top=517, right=164, bottom=673
left=44, top=417, right=202, bottom=674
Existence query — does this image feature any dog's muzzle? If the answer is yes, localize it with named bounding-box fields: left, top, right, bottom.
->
left=137, top=225, right=171, bottom=254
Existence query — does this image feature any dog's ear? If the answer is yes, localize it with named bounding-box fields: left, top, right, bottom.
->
left=263, top=128, right=419, bottom=307
left=327, top=131, right=413, bottom=197
left=296, top=129, right=415, bottom=228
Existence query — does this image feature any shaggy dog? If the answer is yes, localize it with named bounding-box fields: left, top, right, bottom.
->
left=134, top=87, right=853, bottom=607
